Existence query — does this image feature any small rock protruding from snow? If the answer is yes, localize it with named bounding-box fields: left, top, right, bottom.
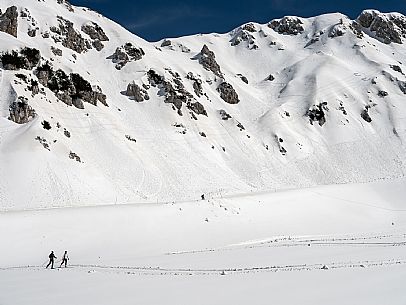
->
left=238, top=74, right=249, bottom=84
left=219, top=109, right=232, bottom=120
left=51, top=46, right=63, bottom=56
left=69, top=151, right=82, bottom=162
left=267, top=74, right=275, bottom=81
left=0, top=6, right=18, bottom=38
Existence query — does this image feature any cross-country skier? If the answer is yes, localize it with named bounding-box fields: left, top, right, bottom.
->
left=60, top=251, right=69, bottom=268
left=46, top=251, right=57, bottom=269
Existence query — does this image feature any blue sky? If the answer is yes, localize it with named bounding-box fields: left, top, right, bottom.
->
left=70, top=0, right=406, bottom=42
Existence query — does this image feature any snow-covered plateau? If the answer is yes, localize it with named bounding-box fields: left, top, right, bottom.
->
left=0, top=0, right=406, bottom=304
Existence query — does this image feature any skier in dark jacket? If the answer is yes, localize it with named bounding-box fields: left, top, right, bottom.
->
left=60, top=251, right=69, bottom=268
left=46, top=251, right=57, bottom=269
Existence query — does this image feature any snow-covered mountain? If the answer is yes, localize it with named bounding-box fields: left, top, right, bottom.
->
left=1, top=0, right=406, bottom=209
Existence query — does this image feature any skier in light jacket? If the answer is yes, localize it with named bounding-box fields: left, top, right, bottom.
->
left=60, top=251, right=69, bottom=268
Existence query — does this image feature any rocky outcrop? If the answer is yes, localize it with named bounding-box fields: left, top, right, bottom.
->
left=81, top=22, right=108, bottom=41
left=28, top=79, right=40, bottom=96
left=217, top=82, right=240, bottom=104
left=306, top=102, right=328, bottom=126
left=125, top=82, right=149, bottom=102
left=51, top=46, right=63, bottom=56
left=186, top=72, right=203, bottom=97
left=390, top=65, right=404, bottom=74
left=80, top=87, right=107, bottom=107
left=147, top=69, right=164, bottom=87
left=187, top=101, right=207, bottom=116
left=269, top=17, right=304, bottom=35
left=242, top=23, right=257, bottom=32
left=162, top=81, right=189, bottom=113
left=0, top=6, right=18, bottom=37
left=361, top=106, right=372, bottom=122
left=147, top=69, right=206, bottom=116
left=161, top=39, right=171, bottom=47
left=57, top=0, right=74, bottom=12
left=357, top=10, right=406, bottom=44
left=81, top=21, right=109, bottom=51
left=8, top=97, right=36, bottom=124
left=109, top=43, right=145, bottom=70
left=398, top=81, right=406, bottom=94
left=50, top=16, right=90, bottom=53
left=0, top=47, right=41, bottom=70
left=328, top=23, right=347, bottom=38
left=198, top=45, right=223, bottom=78
left=35, top=62, right=107, bottom=108
left=230, top=27, right=257, bottom=49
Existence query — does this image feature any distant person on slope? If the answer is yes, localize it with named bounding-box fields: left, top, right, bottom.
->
left=60, top=251, right=69, bottom=268
left=46, top=251, right=57, bottom=269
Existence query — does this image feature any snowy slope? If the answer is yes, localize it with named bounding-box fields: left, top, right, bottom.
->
left=0, top=0, right=406, bottom=209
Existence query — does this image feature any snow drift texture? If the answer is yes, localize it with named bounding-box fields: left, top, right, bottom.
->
left=0, top=1, right=406, bottom=209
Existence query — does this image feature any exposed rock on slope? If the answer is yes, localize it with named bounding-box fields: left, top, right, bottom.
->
left=269, top=17, right=304, bottom=35
left=109, top=43, right=145, bottom=70
left=81, top=21, right=109, bottom=50
left=0, top=6, right=18, bottom=37
left=357, top=10, right=406, bottom=44
left=1, top=47, right=40, bottom=70
left=9, top=97, right=36, bottom=124
left=125, top=82, right=149, bottom=102
left=198, top=45, right=223, bottom=78
left=35, top=61, right=107, bottom=107
left=50, top=16, right=90, bottom=53
left=217, top=82, right=240, bottom=104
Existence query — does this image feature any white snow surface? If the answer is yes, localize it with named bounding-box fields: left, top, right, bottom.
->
left=1, top=2, right=406, bottom=304
left=0, top=1, right=405, bottom=208
left=1, top=179, right=406, bottom=304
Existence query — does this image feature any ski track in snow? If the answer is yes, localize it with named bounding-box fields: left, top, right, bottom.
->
left=166, top=232, right=406, bottom=256
left=1, top=232, right=405, bottom=276
left=2, top=259, right=405, bottom=277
